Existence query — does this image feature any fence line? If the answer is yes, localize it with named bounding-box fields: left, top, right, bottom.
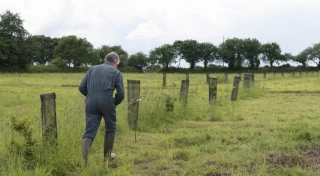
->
left=119, top=93, right=230, bottom=107
left=28, top=71, right=320, bottom=144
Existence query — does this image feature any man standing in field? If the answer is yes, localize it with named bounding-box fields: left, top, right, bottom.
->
left=79, top=52, right=124, bottom=165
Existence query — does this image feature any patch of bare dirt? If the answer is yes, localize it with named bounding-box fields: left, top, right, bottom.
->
left=266, top=146, right=320, bottom=170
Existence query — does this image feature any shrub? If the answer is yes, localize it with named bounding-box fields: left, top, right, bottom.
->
left=7, top=117, right=35, bottom=165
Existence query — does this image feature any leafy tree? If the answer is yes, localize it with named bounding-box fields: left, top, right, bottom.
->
left=149, top=44, right=177, bottom=69
left=242, top=38, right=261, bottom=69
left=218, top=38, right=244, bottom=69
left=27, top=35, right=58, bottom=64
left=128, top=52, right=149, bottom=71
left=0, top=39, right=9, bottom=62
left=49, top=57, right=67, bottom=68
left=261, top=42, right=282, bottom=67
left=198, top=42, right=218, bottom=69
left=173, top=40, right=201, bottom=69
left=294, top=43, right=320, bottom=68
left=96, top=45, right=129, bottom=68
left=0, top=10, right=30, bottom=69
left=294, top=48, right=310, bottom=67
left=309, top=43, right=320, bottom=68
left=54, top=35, right=97, bottom=68
left=278, top=53, right=294, bottom=65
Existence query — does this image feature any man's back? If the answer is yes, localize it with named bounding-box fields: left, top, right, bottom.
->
left=79, top=63, right=124, bottom=106
left=87, top=63, right=119, bottom=93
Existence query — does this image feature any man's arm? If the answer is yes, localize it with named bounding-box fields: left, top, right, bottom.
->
left=114, top=71, right=125, bottom=106
left=79, top=69, right=91, bottom=96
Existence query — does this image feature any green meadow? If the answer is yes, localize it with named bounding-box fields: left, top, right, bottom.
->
left=1, top=72, right=320, bottom=176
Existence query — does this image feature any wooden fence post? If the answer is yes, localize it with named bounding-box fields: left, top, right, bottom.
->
left=264, top=72, right=266, bottom=79
left=239, top=72, right=242, bottom=80
left=206, top=73, right=209, bottom=84
left=274, top=72, right=276, bottom=77
left=231, top=76, right=240, bottom=101
left=179, top=80, right=189, bottom=106
left=127, top=80, right=140, bottom=130
left=208, top=78, right=217, bottom=103
left=281, top=72, right=284, bottom=77
left=292, top=72, right=295, bottom=77
left=224, top=72, right=228, bottom=82
left=162, top=72, right=166, bottom=87
left=244, top=73, right=250, bottom=89
left=186, top=72, right=189, bottom=81
left=40, top=92, right=58, bottom=146
left=250, top=74, right=255, bottom=85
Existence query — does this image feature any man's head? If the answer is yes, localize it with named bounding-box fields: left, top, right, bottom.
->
left=105, top=52, right=120, bottom=68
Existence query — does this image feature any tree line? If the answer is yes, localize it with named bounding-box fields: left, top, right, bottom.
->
left=1, top=10, right=320, bottom=73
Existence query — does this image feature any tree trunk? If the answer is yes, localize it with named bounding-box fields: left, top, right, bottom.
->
left=189, top=61, right=195, bottom=70
left=228, top=61, right=235, bottom=69
left=204, top=60, right=208, bottom=69
left=164, top=62, right=169, bottom=69
left=177, top=58, right=181, bottom=68
left=249, top=58, right=255, bottom=69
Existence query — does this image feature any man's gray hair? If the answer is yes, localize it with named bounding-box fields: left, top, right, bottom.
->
left=105, top=52, right=120, bottom=64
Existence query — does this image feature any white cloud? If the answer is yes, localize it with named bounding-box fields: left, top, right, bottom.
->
left=0, top=0, right=320, bottom=57
left=126, top=20, right=163, bottom=40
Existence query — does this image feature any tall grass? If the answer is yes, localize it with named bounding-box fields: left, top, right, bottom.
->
left=0, top=72, right=320, bottom=175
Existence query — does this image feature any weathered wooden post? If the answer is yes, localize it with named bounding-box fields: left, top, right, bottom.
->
left=127, top=80, right=140, bottom=131
left=40, top=92, right=58, bottom=146
left=162, top=72, right=166, bottom=87
left=186, top=72, right=189, bottom=81
left=224, top=72, right=228, bottom=82
left=306, top=72, right=308, bottom=76
left=250, top=73, right=255, bottom=85
left=179, top=80, right=189, bottom=106
left=264, top=72, right=266, bottom=79
left=299, top=71, right=302, bottom=76
left=244, top=73, right=250, bottom=89
left=292, top=72, right=295, bottom=77
left=208, top=78, right=217, bottom=103
left=239, top=72, right=242, bottom=80
left=231, top=76, right=240, bottom=101
left=206, top=73, right=209, bottom=84
left=281, top=72, right=284, bottom=77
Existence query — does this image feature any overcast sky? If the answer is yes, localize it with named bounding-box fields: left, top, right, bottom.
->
left=1, top=0, right=319, bottom=66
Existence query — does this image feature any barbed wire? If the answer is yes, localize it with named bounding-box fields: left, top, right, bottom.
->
left=123, top=93, right=230, bottom=107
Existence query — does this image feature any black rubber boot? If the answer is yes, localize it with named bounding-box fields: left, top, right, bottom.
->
left=82, top=138, right=93, bottom=166
left=104, top=132, right=115, bottom=161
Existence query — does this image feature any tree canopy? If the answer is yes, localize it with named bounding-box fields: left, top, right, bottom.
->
left=261, top=42, right=282, bottom=68
left=0, top=10, right=30, bottom=69
left=54, top=35, right=97, bottom=68
left=173, top=40, right=201, bottom=70
left=1, top=9, right=320, bottom=72
left=97, top=45, right=129, bottom=68
left=149, top=44, right=177, bottom=69
left=128, top=52, right=149, bottom=71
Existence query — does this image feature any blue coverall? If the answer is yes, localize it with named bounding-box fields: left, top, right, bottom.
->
left=79, top=63, right=124, bottom=141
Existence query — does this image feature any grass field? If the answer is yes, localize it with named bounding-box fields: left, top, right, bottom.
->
left=1, top=72, right=320, bottom=175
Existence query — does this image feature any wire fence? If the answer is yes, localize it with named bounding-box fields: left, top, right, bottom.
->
left=2, top=71, right=320, bottom=142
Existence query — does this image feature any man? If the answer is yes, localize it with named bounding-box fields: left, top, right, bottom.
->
left=79, top=52, right=124, bottom=165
